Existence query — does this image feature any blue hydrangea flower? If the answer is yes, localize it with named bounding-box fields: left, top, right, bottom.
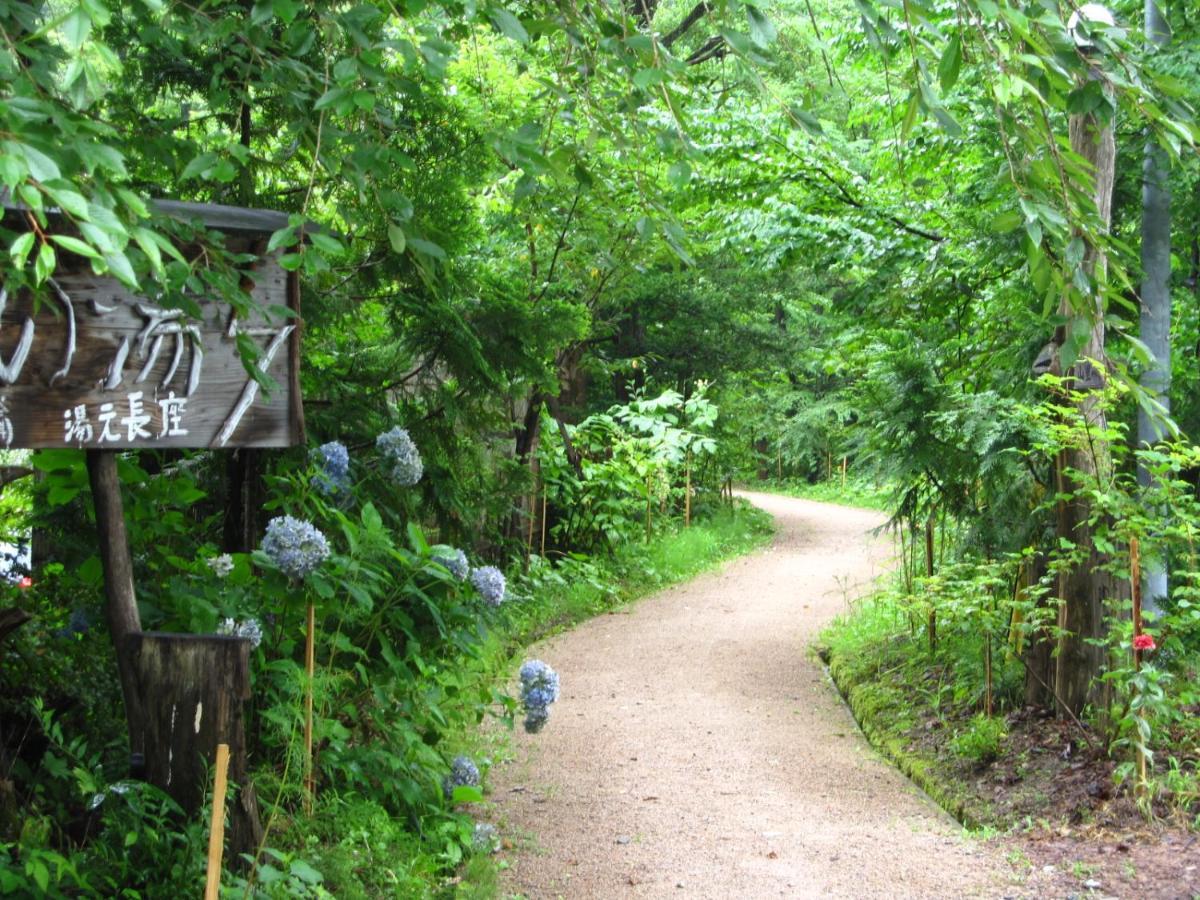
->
left=472, top=822, right=499, bottom=854
left=217, top=617, right=264, bottom=649
left=376, top=426, right=423, bottom=486
left=470, top=566, right=506, bottom=606
left=519, top=659, right=559, bottom=733
left=442, top=754, right=481, bottom=800
left=433, top=547, right=470, bottom=581
left=206, top=553, right=235, bottom=578
left=261, top=515, right=330, bottom=581
left=312, top=441, right=351, bottom=496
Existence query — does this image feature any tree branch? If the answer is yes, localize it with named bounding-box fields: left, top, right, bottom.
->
left=662, top=1, right=712, bottom=49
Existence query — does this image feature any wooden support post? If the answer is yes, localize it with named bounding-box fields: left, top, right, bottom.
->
left=85, top=450, right=144, bottom=755
left=841, top=456, right=847, bottom=489
left=303, top=600, right=316, bottom=814
left=205, top=743, right=231, bottom=900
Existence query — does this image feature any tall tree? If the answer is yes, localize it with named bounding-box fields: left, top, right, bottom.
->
left=1138, top=0, right=1173, bottom=611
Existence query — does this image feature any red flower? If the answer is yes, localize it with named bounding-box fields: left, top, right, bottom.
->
left=1133, top=633, right=1156, bottom=652
left=16, top=577, right=32, bottom=589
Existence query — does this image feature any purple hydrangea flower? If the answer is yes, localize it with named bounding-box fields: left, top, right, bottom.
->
left=433, top=547, right=470, bottom=580
left=312, top=441, right=351, bottom=496
left=470, top=565, right=506, bottom=606
left=519, top=659, right=559, bottom=733
left=442, top=754, right=481, bottom=801
left=261, top=515, right=330, bottom=580
left=376, top=426, right=423, bottom=486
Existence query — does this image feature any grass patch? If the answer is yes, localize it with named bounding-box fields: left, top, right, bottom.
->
left=748, top=476, right=892, bottom=511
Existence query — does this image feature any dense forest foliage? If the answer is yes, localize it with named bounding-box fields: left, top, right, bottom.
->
left=2, top=0, right=1199, bottom=893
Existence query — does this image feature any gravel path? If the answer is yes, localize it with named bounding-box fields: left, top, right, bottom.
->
left=489, top=491, right=1015, bottom=898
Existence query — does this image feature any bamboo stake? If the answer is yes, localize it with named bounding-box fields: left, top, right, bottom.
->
left=645, top=471, right=653, bottom=543
left=204, top=743, right=231, bottom=900
left=1131, top=537, right=1148, bottom=795
left=526, top=475, right=537, bottom=560
left=303, top=600, right=315, bottom=815
left=925, top=511, right=936, bottom=652
left=684, top=454, right=692, bottom=528
left=540, top=485, right=547, bottom=555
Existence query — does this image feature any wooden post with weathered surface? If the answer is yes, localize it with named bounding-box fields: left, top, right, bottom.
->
left=129, top=633, right=263, bottom=855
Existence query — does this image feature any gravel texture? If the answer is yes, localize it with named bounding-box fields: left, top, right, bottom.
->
left=488, top=492, right=1016, bottom=898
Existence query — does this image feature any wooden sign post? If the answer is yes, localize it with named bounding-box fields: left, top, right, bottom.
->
left=2, top=199, right=306, bottom=861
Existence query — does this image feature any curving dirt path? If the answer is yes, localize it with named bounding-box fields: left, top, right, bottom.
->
left=488, top=491, right=1015, bottom=898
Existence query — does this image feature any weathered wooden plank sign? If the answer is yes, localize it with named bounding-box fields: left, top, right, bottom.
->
left=0, top=201, right=303, bottom=449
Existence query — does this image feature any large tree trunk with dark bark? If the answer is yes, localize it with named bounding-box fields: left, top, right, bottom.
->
left=1027, top=93, right=1121, bottom=718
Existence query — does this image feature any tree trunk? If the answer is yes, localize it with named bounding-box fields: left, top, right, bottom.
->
left=1048, top=92, right=1120, bottom=718
left=86, top=450, right=144, bottom=756
left=1137, top=0, right=1171, bottom=613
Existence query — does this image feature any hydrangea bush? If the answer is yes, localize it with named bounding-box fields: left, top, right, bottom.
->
left=217, top=617, right=264, bottom=649
left=519, top=659, right=560, bottom=733
left=376, top=426, right=423, bottom=486
left=441, top=754, right=481, bottom=801
left=470, top=565, right=506, bottom=606
left=433, top=547, right=469, bottom=581
left=312, top=440, right=351, bottom=496
left=261, top=515, right=330, bottom=580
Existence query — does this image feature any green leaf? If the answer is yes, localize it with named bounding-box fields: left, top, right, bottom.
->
left=34, top=241, right=56, bottom=284
left=667, top=161, right=691, bottom=188
left=938, top=35, right=962, bottom=92
left=387, top=223, right=406, bottom=253
left=289, top=860, right=323, bottom=885
left=9, top=232, right=35, bottom=267
left=633, top=69, right=663, bottom=90
left=62, top=7, right=93, bottom=49
left=308, top=232, right=344, bottom=256
left=746, top=5, right=776, bottom=47
left=50, top=234, right=103, bottom=260
left=180, top=152, right=217, bottom=181
left=451, top=785, right=483, bottom=803
left=489, top=8, right=528, bottom=43
left=408, top=237, right=445, bottom=259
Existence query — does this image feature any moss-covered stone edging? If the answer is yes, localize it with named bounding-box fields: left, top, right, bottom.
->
left=817, top=644, right=995, bottom=830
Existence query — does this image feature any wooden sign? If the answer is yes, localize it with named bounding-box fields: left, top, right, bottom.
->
left=0, top=202, right=304, bottom=449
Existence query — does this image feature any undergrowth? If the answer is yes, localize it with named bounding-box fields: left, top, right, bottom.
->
left=749, top=476, right=891, bottom=511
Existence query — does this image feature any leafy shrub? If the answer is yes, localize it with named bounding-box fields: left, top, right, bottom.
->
left=949, top=714, right=1007, bottom=764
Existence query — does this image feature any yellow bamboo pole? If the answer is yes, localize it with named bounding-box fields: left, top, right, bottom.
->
left=303, top=600, right=315, bottom=815
left=1131, top=538, right=1148, bottom=796
left=684, top=454, right=692, bottom=528
left=204, top=743, right=231, bottom=900
left=540, top=484, right=547, bottom=555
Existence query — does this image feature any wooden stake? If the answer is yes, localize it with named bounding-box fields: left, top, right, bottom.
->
left=925, top=511, right=936, bottom=652
left=684, top=455, right=692, bottom=528
left=540, top=485, right=547, bottom=555
left=841, top=456, right=847, bottom=489
left=645, top=472, right=653, bottom=543
left=204, top=742, right=231, bottom=900
left=303, top=600, right=315, bottom=814
left=1130, top=537, right=1148, bottom=794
